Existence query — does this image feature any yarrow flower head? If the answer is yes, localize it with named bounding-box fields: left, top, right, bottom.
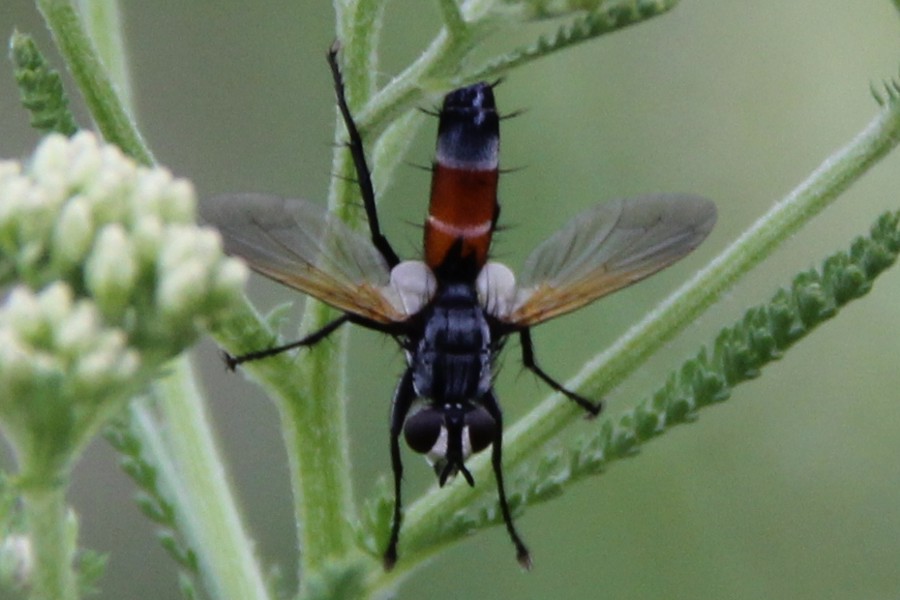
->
left=0, top=132, right=247, bottom=479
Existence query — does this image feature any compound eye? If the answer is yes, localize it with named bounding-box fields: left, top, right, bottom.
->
left=404, top=408, right=444, bottom=455
left=465, top=406, right=496, bottom=454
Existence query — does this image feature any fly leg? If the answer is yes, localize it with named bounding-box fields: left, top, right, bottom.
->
left=326, top=43, right=400, bottom=267
left=482, top=389, right=532, bottom=569
left=384, top=367, right=416, bottom=570
left=223, top=314, right=350, bottom=369
left=519, top=328, right=602, bottom=416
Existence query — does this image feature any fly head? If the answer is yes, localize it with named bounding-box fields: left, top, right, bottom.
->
left=403, top=401, right=496, bottom=486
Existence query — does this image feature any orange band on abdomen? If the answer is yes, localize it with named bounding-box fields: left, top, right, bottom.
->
left=424, top=164, right=498, bottom=272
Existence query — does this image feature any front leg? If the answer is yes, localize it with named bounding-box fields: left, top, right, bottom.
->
left=384, top=367, right=416, bottom=570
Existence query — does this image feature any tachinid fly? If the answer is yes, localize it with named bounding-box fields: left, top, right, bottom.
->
left=200, top=45, right=717, bottom=570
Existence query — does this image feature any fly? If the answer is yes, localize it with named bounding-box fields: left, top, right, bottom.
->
left=199, top=44, right=717, bottom=570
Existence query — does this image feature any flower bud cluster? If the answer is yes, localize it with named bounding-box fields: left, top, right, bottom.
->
left=0, top=132, right=247, bottom=472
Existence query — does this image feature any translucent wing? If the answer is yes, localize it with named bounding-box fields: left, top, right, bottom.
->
left=199, top=193, right=411, bottom=324
left=506, top=194, right=716, bottom=326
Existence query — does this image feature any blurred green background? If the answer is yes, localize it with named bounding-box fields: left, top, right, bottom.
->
left=3, top=2, right=900, bottom=599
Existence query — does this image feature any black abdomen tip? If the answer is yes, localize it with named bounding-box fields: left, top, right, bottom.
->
left=436, top=82, right=499, bottom=170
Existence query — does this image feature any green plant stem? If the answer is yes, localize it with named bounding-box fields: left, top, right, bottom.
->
left=283, top=323, right=357, bottom=574
left=148, top=360, right=270, bottom=600
left=262, top=39, right=387, bottom=575
left=376, top=86, right=900, bottom=584
left=352, top=0, right=496, bottom=135
left=21, top=480, right=76, bottom=600
left=36, top=0, right=153, bottom=165
left=76, top=0, right=133, bottom=111
left=438, top=0, right=469, bottom=39
left=211, top=302, right=358, bottom=582
left=339, top=0, right=384, bottom=103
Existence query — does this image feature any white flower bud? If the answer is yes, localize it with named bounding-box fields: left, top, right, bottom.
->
left=66, top=133, right=103, bottom=187
left=3, top=287, right=45, bottom=343
left=158, top=225, right=205, bottom=270
left=29, top=134, right=70, bottom=183
left=88, top=166, right=136, bottom=223
left=75, top=329, right=135, bottom=385
left=37, top=282, right=75, bottom=330
left=157, top=259, right=207, bottom=317
left=133, top=168, right=174, bottom=217
left=131, top=215, right=164, bottom=263
left=0, top=159, right=21, bottom=179
left=213, top=258, right=249, bottom=298
left=114, top=350, right=140, bottom=380
left=159, top=178, right=195, bottom=223
left=0, top=534, right=33, bottom=588
left=53, top=197, right=94, bottom=267
left=191, top=228, right=224, bottom=266
left=54, top=303, right=101, bottom=359
left=97, top=144, right=133, bottom=182
left=0, top=170, right=26, bottom=205
left=0, top=329, right=33, bottom=395
left=85, top=224, right=137, bottom=318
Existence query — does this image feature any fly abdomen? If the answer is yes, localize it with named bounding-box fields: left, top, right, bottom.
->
left=425, top=82, right=500, bottom=276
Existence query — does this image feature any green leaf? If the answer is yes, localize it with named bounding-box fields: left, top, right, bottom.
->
left=8, top=30, right=78, bottom=136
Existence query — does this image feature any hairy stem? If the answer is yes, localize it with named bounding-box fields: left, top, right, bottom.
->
left=76, top=0, right=133, bottom=110
left=21, top=481, right=76, bottom=600
left=36, top=0, right=153, bottom=164
left=150, top=360, right=271, bottom=600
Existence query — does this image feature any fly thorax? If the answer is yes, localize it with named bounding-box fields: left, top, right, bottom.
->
left=411, top=284, right=492, bottom=402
